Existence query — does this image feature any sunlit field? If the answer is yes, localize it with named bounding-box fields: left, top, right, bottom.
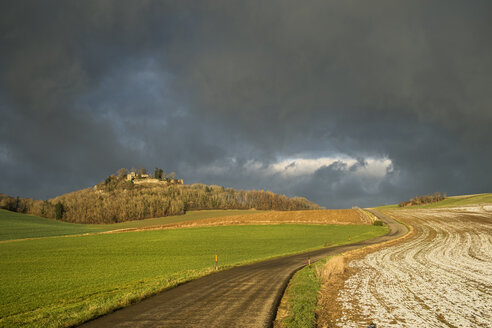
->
left=0, top=209, right=260, bottom=241
left=0, top=221, right=387, bottom=327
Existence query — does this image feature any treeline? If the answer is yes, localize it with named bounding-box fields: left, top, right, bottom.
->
left=0, top=194, right=62, bottom=219
left=0, top=176, right=319, bottom=224
left=398, top=192, right=446, bottom=207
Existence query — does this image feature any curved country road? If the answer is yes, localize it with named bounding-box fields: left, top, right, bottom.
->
left=80, top=211, right=406, bottom=328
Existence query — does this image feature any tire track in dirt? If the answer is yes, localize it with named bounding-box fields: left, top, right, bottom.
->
left=336, top=207, right=492, bottom=327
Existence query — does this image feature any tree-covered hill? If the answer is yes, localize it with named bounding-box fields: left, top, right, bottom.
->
left=0, top=170, right=319, bottom=224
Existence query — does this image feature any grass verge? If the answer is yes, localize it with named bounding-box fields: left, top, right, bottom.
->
left=276, top=258, right=328, bottom=328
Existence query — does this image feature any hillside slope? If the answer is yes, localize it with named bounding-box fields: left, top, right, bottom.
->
left=0, top=209, right=262, bottom=241
left=378, top=193, right=492, bottom=210
left=1, top=178, right=319, bottom=224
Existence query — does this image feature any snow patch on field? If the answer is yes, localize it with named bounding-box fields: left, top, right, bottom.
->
left=336, top=209, right=492, bottom=327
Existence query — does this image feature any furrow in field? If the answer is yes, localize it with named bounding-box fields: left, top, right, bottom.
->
left=336, top=208, right=492, bottom=328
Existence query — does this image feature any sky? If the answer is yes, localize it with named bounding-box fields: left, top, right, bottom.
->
left=1, top=1, right=491, bottom=208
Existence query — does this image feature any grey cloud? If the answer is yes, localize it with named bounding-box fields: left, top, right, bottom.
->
left=0, top=1, right=491, bottom=206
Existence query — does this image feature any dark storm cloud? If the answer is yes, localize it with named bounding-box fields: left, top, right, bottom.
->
left=1, top=0, right=491, bottom=207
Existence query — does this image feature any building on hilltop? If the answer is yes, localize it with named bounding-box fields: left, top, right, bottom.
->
left=126, top=172, right=136, bottom=180
left=126, top=171, right=183, bottom=185
left=126, top=172, right=151, bottom=180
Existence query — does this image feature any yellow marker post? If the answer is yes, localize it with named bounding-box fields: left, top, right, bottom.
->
left=215, top=250, right=218, bottom=270
left=308, top=257, right=311, bottom=268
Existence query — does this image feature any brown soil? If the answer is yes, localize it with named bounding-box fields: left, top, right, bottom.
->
left=104, top=209, right=368, bottom=234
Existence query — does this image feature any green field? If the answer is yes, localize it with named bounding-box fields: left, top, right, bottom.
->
left=0, top=222, right=387, bottom=327
left=377, top=193, right=492, bottom=210
left=0, top=209, right=259, bottom=241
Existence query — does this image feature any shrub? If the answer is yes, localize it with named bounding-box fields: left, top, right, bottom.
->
left=398, top=192, right=446, bottom=207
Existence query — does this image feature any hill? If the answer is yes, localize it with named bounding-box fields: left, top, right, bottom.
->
left=378, top=193, right=492, bottom=210
left=0, top=171, right=319, bottom=224
left=0, top=209, right=105, bottom=241
left=408, top=193, right=492, bottom=208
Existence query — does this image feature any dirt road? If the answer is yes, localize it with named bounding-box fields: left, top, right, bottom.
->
left=80, top=215, right=406, bottom=327
left=336, top=207, right=492, bottom=327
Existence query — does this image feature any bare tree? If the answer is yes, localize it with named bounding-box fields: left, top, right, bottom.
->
left=117, top=168, right=128, bottom=179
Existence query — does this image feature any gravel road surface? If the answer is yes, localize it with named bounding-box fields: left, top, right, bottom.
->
left=80, top=214, right=405, bottom=328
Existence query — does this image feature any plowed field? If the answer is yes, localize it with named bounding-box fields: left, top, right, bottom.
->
left=107, top=209, right=370, bottom=233
left=334, top=207, right=492, bottom=327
